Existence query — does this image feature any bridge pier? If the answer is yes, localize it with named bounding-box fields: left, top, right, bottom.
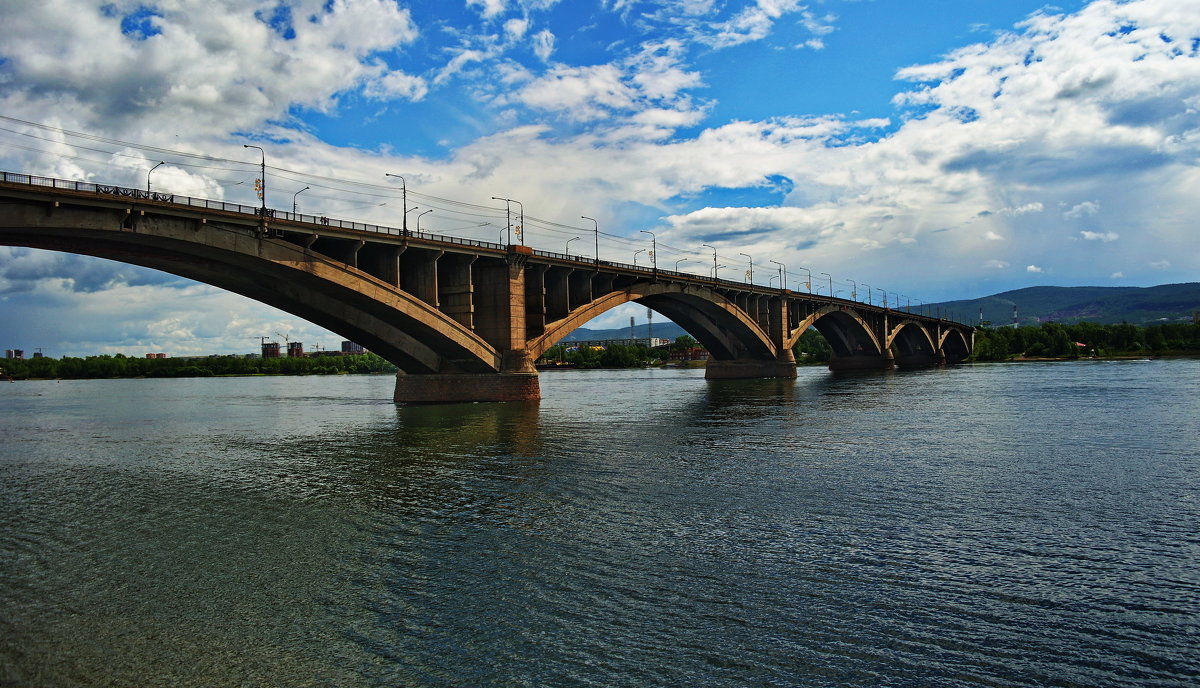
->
left=827, top=352, right=896, bottom=371
left=394, top=371, right=541, bottom=404
left=895, top=351, right=946, bottom=369
left=704, top=359, right=798, bottom=379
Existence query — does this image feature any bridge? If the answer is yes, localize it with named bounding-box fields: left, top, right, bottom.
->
left=0, top=171, right=973, bottom=402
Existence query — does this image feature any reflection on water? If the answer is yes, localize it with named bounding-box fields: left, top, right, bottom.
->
left=2, top=362, right=1200, bottom=686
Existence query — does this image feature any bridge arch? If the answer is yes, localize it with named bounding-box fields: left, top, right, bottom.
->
left=527, top=281, right=777, bottom=362
left=1, top=212, right=501, bottom=374
left=940, top=328, right=972, bottom=363
left=788, top=306, right=884, bottom=358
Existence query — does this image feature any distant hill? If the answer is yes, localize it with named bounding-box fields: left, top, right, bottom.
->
left=560, top=321, right=688, bottom=342
left=928, top=283, right=1200, bottom=327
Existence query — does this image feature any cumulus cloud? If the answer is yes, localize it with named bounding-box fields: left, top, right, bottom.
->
left=1026, top=265, right=1043, bottom=273
left=1080, top=230, right=1119, bottom=242
left=1064, top=200, right=1100, bottom=219
left=0, top=0, right=420, bottom=137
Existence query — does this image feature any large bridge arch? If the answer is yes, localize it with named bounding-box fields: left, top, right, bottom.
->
left=0, top=206, right=501, bottom=374
left=527, top=281, right=777, bottom=362
left=789, top=306, right=884, bottom=358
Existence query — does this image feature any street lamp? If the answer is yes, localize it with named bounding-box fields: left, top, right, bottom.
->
left=769, top=260, right=785, bottom=292
left=634, top=248, right=646, bottom=266
left=384, top=173, right=411, bottom=236
left=675, top=258, right=692, bottom=272
left=640, top=230, right=656, bottom=273
left=739, top=252, right=753, bottom=283
left=243, top=144, right=265, bottom=215
left=292, top=186, right=309, bottom=215
left=891, top=292, right=901, bottom=311
left=566, top=236, right=580, bottom=254
left=147, top=160, right=165, bottom=193
left=862, top=283, right=872, bottom=306
left=581, top=215, right=598, bottom=265
left=417, top=209, right=432, bottom=233
left=701, top=244, right=717, bottom=282
left=848, top=279, right=857, bottom=302
left=797, top=266, right=812, bottom=292
left=492, top=197, right=523, bottom=246
left=820, top=272, right=833, bottom=297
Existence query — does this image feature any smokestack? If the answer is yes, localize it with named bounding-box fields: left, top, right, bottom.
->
left=1013, top=304, right=1018, bottom=328
left=647, top=307, right=653, bottom=341
left=630, top=316, right=635, bottom=338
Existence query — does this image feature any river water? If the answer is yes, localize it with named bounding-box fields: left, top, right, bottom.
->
left=2, top=360, right=1198, bottom=686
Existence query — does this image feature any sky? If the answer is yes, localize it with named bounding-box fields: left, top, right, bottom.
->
left=1, top=0, right=1198, bottom=357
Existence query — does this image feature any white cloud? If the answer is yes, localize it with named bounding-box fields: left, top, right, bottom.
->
left=983, top=231, right=1005, bottom=241
left=1150, top=259, right=1171, bottom=270
left=984, top=260, right=1010, bottom=269
left=532, top=29, right=556, bottom=62
left=998, top=202, right=1044, bottom=216
left=1080, top=230, right=1119, bottom=242
left=467, top=0, right=507, bottom=19
left=1111, top=271, right=1124, bottom=278
left=1026, top=265, right=1043, bottom=273
left=1063, top=200, right=1100, bottom=219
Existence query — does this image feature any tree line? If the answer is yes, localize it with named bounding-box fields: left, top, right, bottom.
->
left=1, top=352, right=397, bottom=380
left=970, top=321, right=1200, bottom=361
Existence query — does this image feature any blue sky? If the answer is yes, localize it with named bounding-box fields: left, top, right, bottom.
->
left=0, top=0, right=1196, bottom=357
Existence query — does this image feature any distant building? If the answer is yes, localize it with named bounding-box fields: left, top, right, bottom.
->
left=669, top=347, right=709, bottom=362
left=287, top=342, right=304, bottom=357
left=145, top=353, right=166, bottom=359
left=341, top=341, right=365, bottom=355
left=5, top=349, right=23, bottom=360
left=261, top=342, right=281, bottom=358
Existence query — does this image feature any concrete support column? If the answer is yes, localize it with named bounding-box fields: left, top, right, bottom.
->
left=395, top=246, right=540, bottom=403
left=438, top=254, right=476, bottom=328
left=400, top=249, right=440, bottom=306
left=704, top=296, right=797, bottom=380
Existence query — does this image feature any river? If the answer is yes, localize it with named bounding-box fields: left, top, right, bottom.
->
left=2, top=360, right=1198, bottom=686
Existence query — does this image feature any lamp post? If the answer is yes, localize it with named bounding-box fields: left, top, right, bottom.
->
left=701, top=244, right=717, bottom=283
left=820, top=272, right=833, bottom=297
left=147, top=160, right=165, bottom=194
left=769, top=260, right=785, bottom=292
left=566, top=236, right=580, bottom=254
left=243, top=144, right=265, bottom=215
left=847, top=279, right=857, bottom=302
left=769, top=275, right=778, bottom=287
left=417, top=209, right=432, bottom=233
left=384, top=174, right=410, bottom=236
left=292, top=186, right=309, bottom=215
left=640, top=230, right=656, bottom=275
left=492, top=197, right=523, bottom=245
left=634, top=248, right=646, bottom=267
left=797, top=266, right=812, bottom=292
left=862, top=283, right=872, bottom=306
left=581, top=215, right=598, bottom=265
left=891, top=292, right=901, bottom=311
left=675, top=258, right=691, bottom=272
left=739, top=252, right=753, bottom=284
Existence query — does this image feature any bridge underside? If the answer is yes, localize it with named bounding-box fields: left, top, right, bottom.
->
left=0, top=181, right=974, bottom=403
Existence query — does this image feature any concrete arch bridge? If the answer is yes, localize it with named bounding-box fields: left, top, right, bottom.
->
left=0, top=172, right=973, bottom=402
